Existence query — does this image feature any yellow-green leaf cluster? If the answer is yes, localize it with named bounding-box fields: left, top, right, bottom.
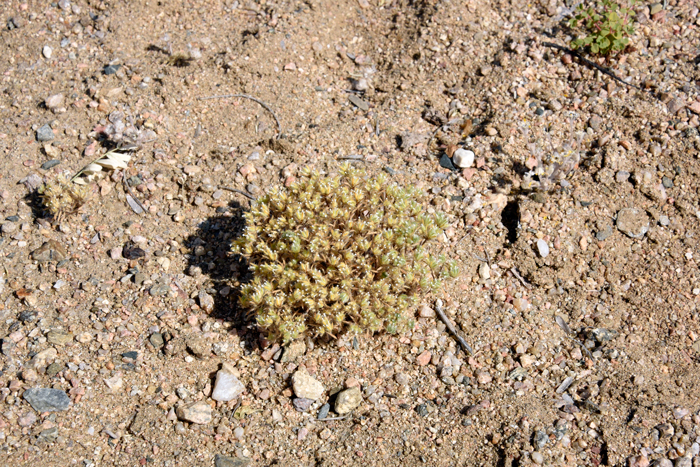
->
left=233, top=164, right=459, bottom=343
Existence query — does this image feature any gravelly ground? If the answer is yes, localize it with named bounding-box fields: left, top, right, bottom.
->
left=1, top=0, right=700, bottom=466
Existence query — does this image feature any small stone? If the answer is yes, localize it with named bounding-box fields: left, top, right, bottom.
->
left=292, top=368, right=324, bottom=400
left=176, top=400, right=212, bottom=424
left=667, top=98, right=685, bottom=115
left=19, top=411, right=38, bottom=427
left=104, top=64, right=121, bottom=75
left=293, top=397, right=314, bottom=412
left=616, top=170, right=630, bottom=183
left=596, top=226, right=613, bottom=241
left=674, top=458, right=691, bottom=467
left=214, top=454, right=251, bottom=467
left=36, top=124, right=55, bottom=142
left=47, top=329, right=73, bottom=346
left=673, top=407, right=689, bottom=419
left=588, top=115, right=603, bottom=130
left=37, top=427, right=59, bottom=444
left=149, top=333, right=164, bottom=349
left=536, top=239, right=549, bottom=258
left=395, top=373, right=410, bottom=385
left=29, top=348, right=58, bottom=368
left=45, top=94, right=64, bottom=110
left=418, top=304, right=435, bottom=318
left=452, top=148, right=475, bottom=168
left=233, top=427, right=244, bottom=440
left=531, top=452, right=544, bottom=464
left=104, top=375, right=123, bottom=392
left=32, top=240, right=67, bottom=262
left=211, top=366, right=245, bottom=402
left=41, top=160, right=61, bottom=170
left=616, top=208, right=649, bottom=239
left=439, top=153, right=456, bottom=171
left=627, top=455, right=649, bottom=467
left=659, top=215, right=670, bottom=227
left=198, top=290, right=214, bottom=313
left=689, top=102, right=700, bottom=115
left=348, top=94, right=369, bottom=111
left=46, top=362, right=62, bottom=377
left=42, top=45, right=52, bottom=59
left=649, top=3, right=663, bottom=15
left=416, top=350, right=432, bottom=366
left=334, top=387, right=362, bottom=414
left=476, top=370, right=492, bottom=384
left=23, top=388, right=71, bottom=412
left=548, top=99, right=563, bottom=111
left=317, top=403, right=331, bottom=420
left=280, top=340, right=306, bottom=363
left=519, top=354, right=536, bottom=368
left=478, top=263, right=491, bottom=280
left=185, top=335, right=211, bottom=358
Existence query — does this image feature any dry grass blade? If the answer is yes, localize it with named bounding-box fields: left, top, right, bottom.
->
left=72, top=146, right=137, bottom=184
left=435, top=299, right=474, bottom=355
left=198, top=93, right=282, bottom=137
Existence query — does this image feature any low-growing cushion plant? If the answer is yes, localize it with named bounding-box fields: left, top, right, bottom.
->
left=568, top=0, right=636, bottom=56
left=233, top=164, right=459, bottom=343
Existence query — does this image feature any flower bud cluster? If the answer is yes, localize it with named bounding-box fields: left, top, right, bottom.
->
left=233, top=164, right=459, bottom=343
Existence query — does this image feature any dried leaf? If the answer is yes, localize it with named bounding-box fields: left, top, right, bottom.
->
left=72, top=147, right=135, bottom=184
left=555, top=315, right=572, bottom=335
left=125, top=194, right=144, bottom=215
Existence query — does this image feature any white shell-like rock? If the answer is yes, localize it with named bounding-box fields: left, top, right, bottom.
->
left=452, top=148, right=475, bottom=168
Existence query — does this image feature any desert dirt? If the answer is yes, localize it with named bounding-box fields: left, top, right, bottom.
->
left=1, top=0, right=700, bottom=466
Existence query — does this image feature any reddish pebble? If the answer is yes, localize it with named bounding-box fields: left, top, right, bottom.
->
left=416, top=350, right=431, bottom=366
left=345, top=377, right=360, bottom=388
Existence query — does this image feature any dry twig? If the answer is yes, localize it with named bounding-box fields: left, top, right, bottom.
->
left=510, top=267, right=532, bottom=289
left=198, top=93, right=282, bottom=136
left=435, top=299, right=474, bottom=355
left=217, top=185, right=257, bottom=201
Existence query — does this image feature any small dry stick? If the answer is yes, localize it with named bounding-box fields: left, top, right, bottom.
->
left=122, top=171, right=147, bottom=215
left=320, top=414, right=352, bottom=422
left=435, top=299, right=474, bottom=355
left=218, top=185, right=257, bottom=201
left=198, top=93, right=282, bottom=136
left=510, top=267, right=532, bottom=289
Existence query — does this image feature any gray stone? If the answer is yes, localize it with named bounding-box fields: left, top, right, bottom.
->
left=198, top=290, right=214, bottom=313
left=667, top=98, right=685, bottom=115
left=47, top=330, right=73, bottom=346
left=280, top=340, right=306, bottom=363
left=588, top=115, right=603, bottom=130
left=291, top=368, right=324, bottom=400
left=317, top=403, right=330, bottom=420
left=211, top=365, right=245, bottom=402
left=32, top=240, right=67, bottom=262
left=595, top=226, right=613, bottom=241
left=176, top=400, right=212, bottom=424
left=293, top=397, right=314, bottom=412
left=616, top=208, right=649, bottom=239
left=674, top=457, right=691, bottom=467
left=214, top=454, right=251, bottom=467
left=23, top=388, right=71, bottom=412
left=149, top=333, right=164, bottom=349
left=36, top=124, right=55, bottom=142
left=334, top=386, right=362, bottom=414
left=37, top=427, right=59, bottom=444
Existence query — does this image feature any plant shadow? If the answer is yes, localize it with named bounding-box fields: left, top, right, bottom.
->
left=184, top=199, right=253, bottom=330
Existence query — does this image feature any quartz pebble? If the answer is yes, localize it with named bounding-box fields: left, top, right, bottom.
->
left=334, top=387, right=362, bottom=414
left=536, top=239, right=549, bottom=258
left=452, top=148, right=475, bottom=168
left=291, top=368, right=324, bottom=400
left=176, top=400, right=212, bottom=424
left=211, top=365, right=245, bottom=402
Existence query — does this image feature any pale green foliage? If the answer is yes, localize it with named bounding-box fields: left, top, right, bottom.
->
left=568, top=0, right=636, bottom=56
left=233, top=164, right=459, bottom=343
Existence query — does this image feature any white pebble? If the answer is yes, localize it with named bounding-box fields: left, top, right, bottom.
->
left=536, top=239, right=549, bottom=258
left=233, top=427, right=244, bottom=440
left=478, top=263, right=490, bottom=280
left=42, top=46, right=53, bottom=59
left=452, top=148, right=475, bottom=168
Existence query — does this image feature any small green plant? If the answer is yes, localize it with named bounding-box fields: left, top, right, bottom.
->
left=568, top=0, right=636, bottom=56
left=232, top=164, right=459, bottom=343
